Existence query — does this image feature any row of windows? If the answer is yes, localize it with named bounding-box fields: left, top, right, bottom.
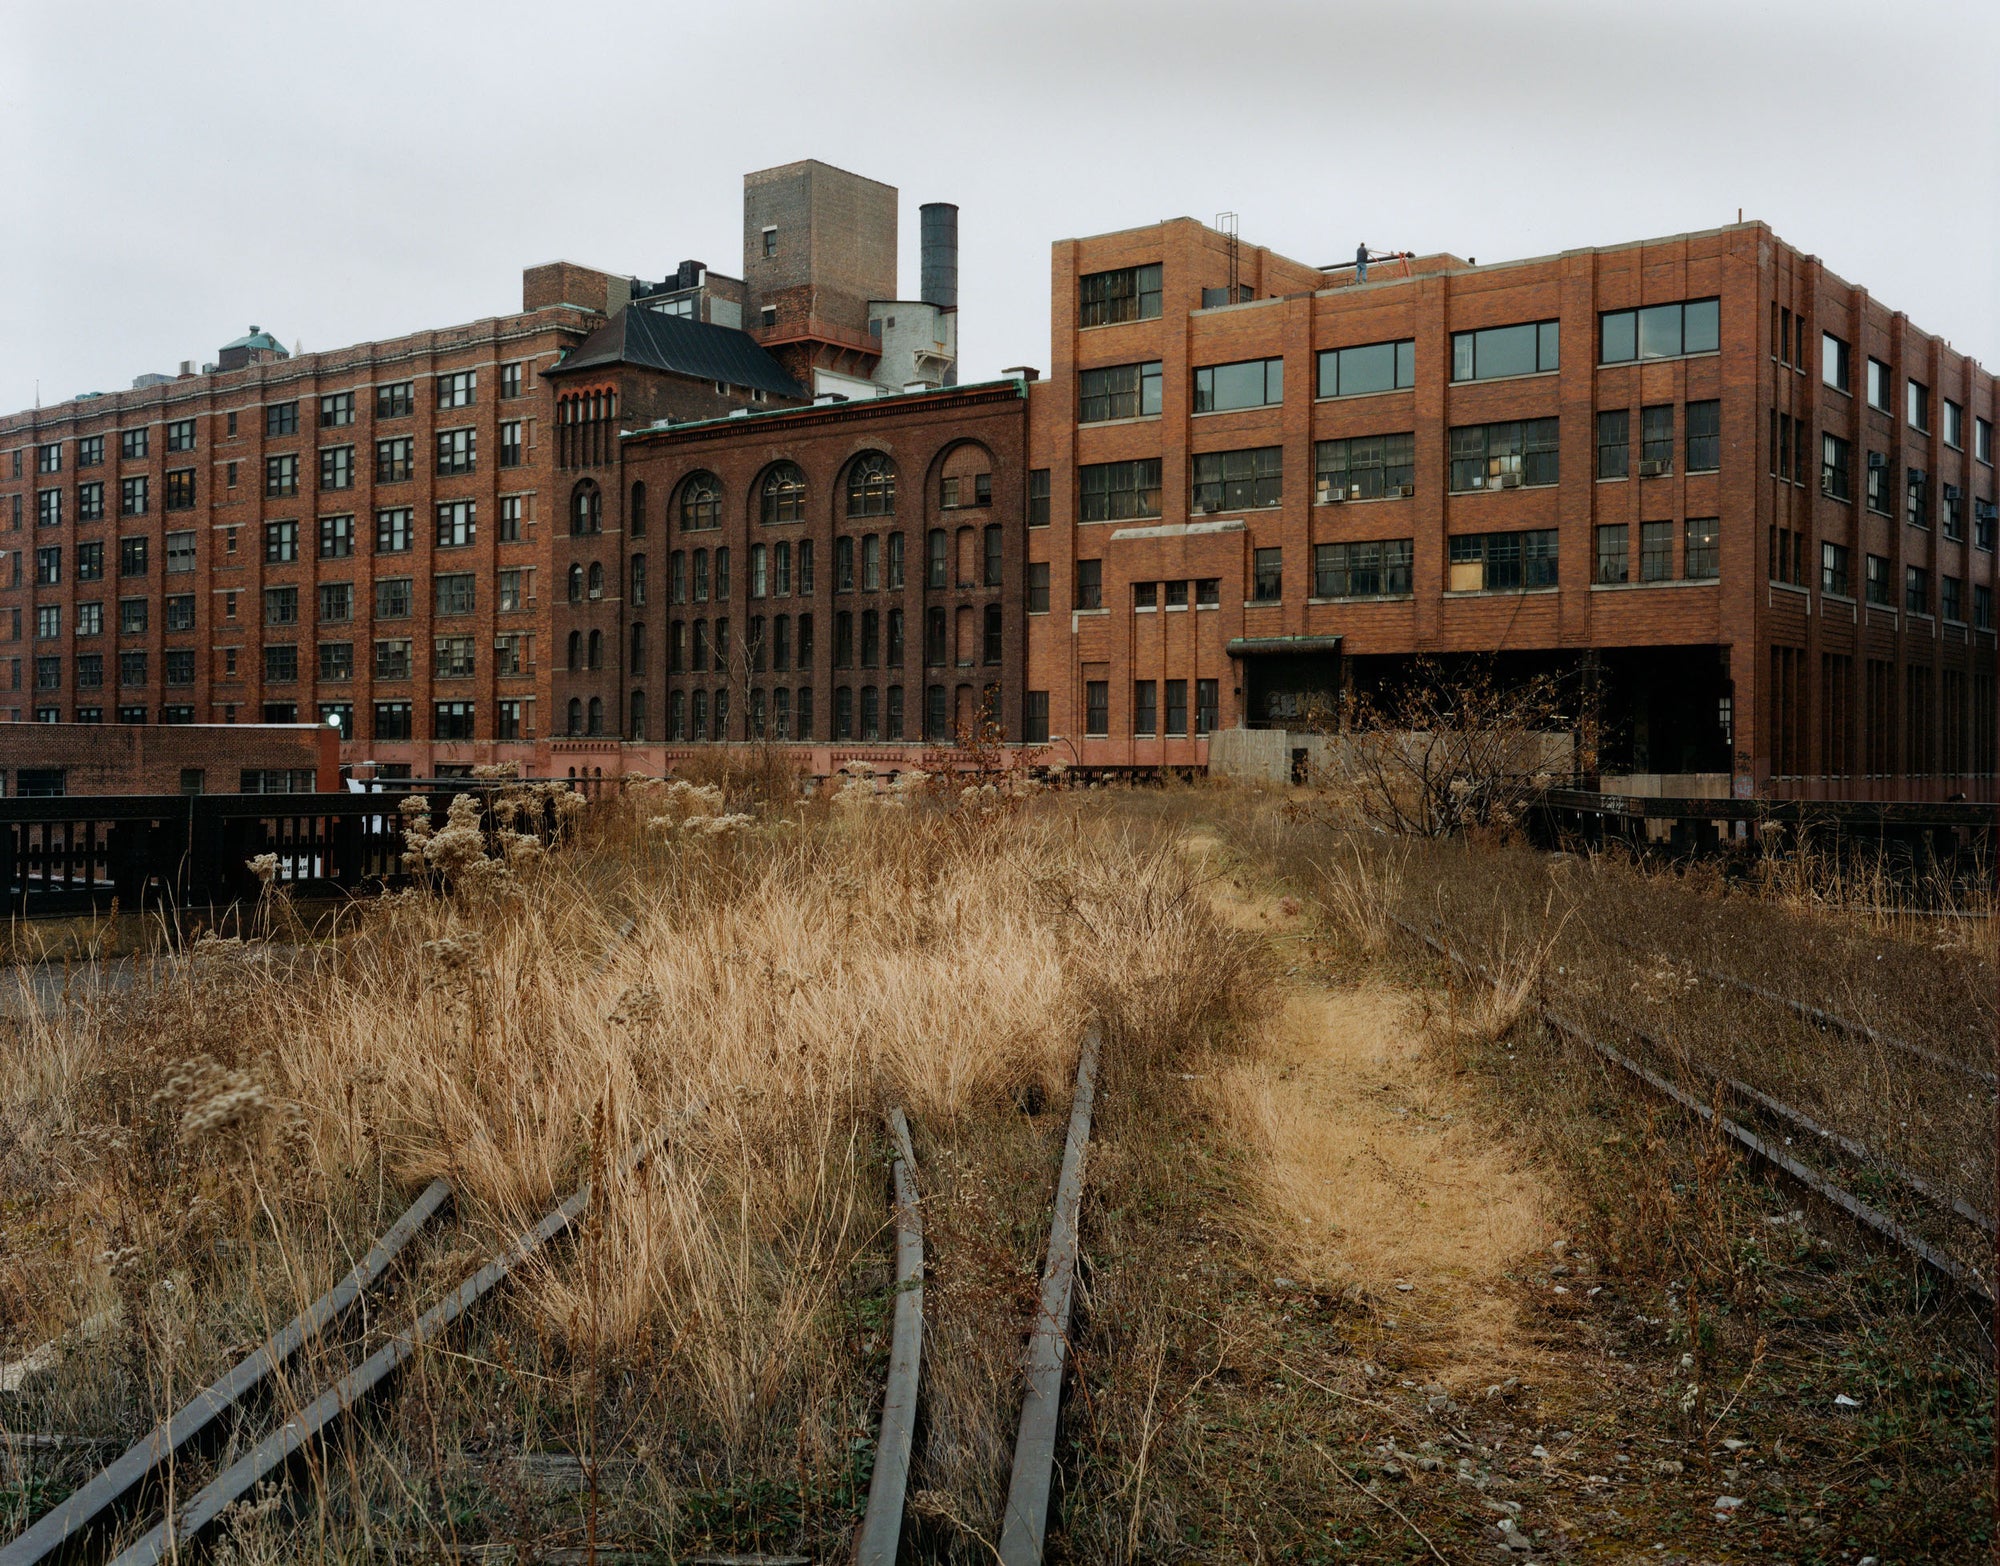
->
left=1072, top=679, right=1218, bottom=740
left=1821, top=331, right=1995, bottom=461
left=644, top=456, right=994, bottom=537
left=1809, top=541, right=1996, bottom=626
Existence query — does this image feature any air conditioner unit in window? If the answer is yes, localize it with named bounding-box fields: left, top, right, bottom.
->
left=1393, top=484, right=1415, bottom=498
left=1944, top=484, right=1961, bottom=501
left=1638, top=459, right=1668, bottom=477
left=1867, top=451, right=1889, bottom=470
left=1496, top=472, right=1522, bottom=489
left=1820, top=471, right=1837, bottom=495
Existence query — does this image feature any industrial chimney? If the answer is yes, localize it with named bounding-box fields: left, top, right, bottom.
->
left=920, top=202, right=958, bottom=310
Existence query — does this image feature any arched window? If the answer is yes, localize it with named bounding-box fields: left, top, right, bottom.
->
left=570, top=480, right=601, bottom=537
left=629, top=690, right=646, bottom=740
left=679, top=472, right=722, bottom=531
left=587, top=561, right=604, bottom=599
left=566, top=697, right=583, bottom=735
left=587, top=629, right=602, bottom=670
left=845, top=452, right=896, bottom=518
left=630, top=622, right=646, bottom=674
left=587, top=697, right=603, bottom=736
left=669, top=689, right=686, bottom=740
left=760, top=462, right=807, bottom=524
left=567, top=563, right=584, bottom=602
left=629, top=481, right=647, bottom=539
left=566, top=630, right=582, bottom=670
left=630, top=554, right=648, bottom=606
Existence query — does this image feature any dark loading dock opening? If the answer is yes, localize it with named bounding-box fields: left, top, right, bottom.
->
left=1229, top=635, right=1343, bottom=728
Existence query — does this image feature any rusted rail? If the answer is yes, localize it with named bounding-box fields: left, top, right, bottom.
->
left=998, top=1026, right=1102, bottom=1566
left=1394, top=916, right=1993, bottom=1306
left=855, top=1108, right=925, bottom=1566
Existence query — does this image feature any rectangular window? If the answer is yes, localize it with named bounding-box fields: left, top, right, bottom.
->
left=1975, top=585, right=1994, bottom=630
left=1252, top=546, right=1283, bottom=601
left=1942, top=574, right=1964, bottom=623
left=1314, top=538, right=1413, bottom=598
left=435, top=428, right=476, bottom=475
left=500, top=363, right=523, bottom=401
left=1079, top=361, right=1163, bottom=422
left=1448, top=419, right=1560, bottom=491
left=1864, top=553, right=1890, bottom=606
left=1191, top=446, right=1281, bottom=512
left=1907, top=467, right=1928, bottom=528
left=37, top=489, right=61, bottom=528
left=35, top=604, right=59, bottom=638
left=376, top=381, right=414, bottom=419
left=1598, top=298, right=1720, bottom=363
left=1866, top=358, right=1892, bottom=413
left=436, top=371, right=476, bottom=410
left=499, top=422, right=523, bottom=467
left=1977, top=417, right=1993, bottom=464
left=121, top=476, right=148, bottom=515
left=165, top=419, right=195, bottom=452
left=435, top=500, right=476, bottom=548
left=1446, top=529, right=1559, bottom=592
left=1684, top=517, right=1719, bottom=580
left=1079, top=263, right=1163, bottom=327
left=319, top=392, right=355, bottom=428
left=266, top=402, right=298, bottom=437
left=1865, top=453, right=1891, bottom=514
left=78, top=482, right=103, bottom=521
left=120, top=651, right=147, bottom=686
left=264, top=586, right=298, bottom=626
left=1596, top=409, right=1629, bottom=479
left=1315, top=433, right=1415, bottom=501
left=1076, top=558, right=1103, bottom=611
left=37, top=442, right=62, bottom=474
left=1085, top=680, right=1109, bottom=736
left=1452, top=320, right=1559, bottom=381
left=319, top=446, right=354, bottom=490
left=77, top=601, right=104, bottom=636
left=1907, top=379, right=1929, bottom=432
left=78, top=436, right=102, bottom=466
left=1640, top=404, right=1674, bottom=472
left=318, top=641, right=353, bottom=680
left=120, top=536, right=149, bottom=576
left=1028, top=468, right=1050, bottom=527
left=165, top=529, right=195, bottom=572
left=121, top=428, right=149, bottom=460
left=1316, top=339, right=1415, bottom=398
left=165, top=649, right=196, bottom=685
left=1595, top=524, right=1628, bottom=584
left=434, top=573, right=475, bottom=616
left=1906, top=565, right=1930, bottom=615
left=1639, top=519, right=1674, bottom=582
left=164, top=469, right=196, bottom=509
left=265, top=454, right=299, bottom=497
left=373, top=639, right=412, bottom=679
left=1685, top=400, right=1720, bottom=472
left=1822, top=332, right=1851, bottom=392
left=1943, top=399, right=1964, bottom=449
left=983, top=525, right=1003, bottom=587
left=78, top=540, right=104, bottom=580
left=434, top=636, right=475, bottom=678
left=1028, top=560, right=1050, bottom=613
left=1079, top=458, right=1162, bottom=523
left=1163, top=679, right=1187, bottom=737
left=1194, top=357, right=1284, bottom=412
left=375, top=507, right=413, bottom=553
left=35, top=545, right=60, bottom=585
left=376, top=437, right=414, bottom=482
left=499, top=495, right=523, bottom=542
left=319, top=582, right=352, bottom=621
left=263, top=520, right=298, bottom=562
left=1820, top=542, right=1851, bottom=597
left=1822, top=433, right=1852, bottom=500
left=375, top=577, right=413, bottom=618
left=1023, top=690, right=1050, bottom=744
left=1944, top=487, right=1964, bottom=541
left=374, top=701, right=413, bottom=739
left=1133, top=680, right=1157, bottom=736
left=264, top=645, right=297, bottom=683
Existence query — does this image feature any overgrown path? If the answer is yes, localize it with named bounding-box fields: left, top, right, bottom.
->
left=1053, top=817, right=1987, bottom=1565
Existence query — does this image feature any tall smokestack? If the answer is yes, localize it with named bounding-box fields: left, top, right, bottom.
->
left=920, top=202, right=958, bottom=310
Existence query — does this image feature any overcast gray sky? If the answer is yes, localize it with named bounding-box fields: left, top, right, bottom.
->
left=3, top=0, right=1995, bottom=412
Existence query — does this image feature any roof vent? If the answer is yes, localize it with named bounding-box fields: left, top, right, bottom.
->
left=1003, top=365, right=1041, bottom=382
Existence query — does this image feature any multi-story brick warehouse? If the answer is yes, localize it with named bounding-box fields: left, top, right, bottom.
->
left=1023, top=219, right=1998, bottom=798
left=0, top=160, right=965, bottom=777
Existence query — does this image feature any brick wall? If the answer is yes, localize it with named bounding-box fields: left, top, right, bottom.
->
left=0, top=721, right=338, bottom=795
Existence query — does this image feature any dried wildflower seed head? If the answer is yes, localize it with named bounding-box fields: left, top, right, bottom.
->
left=246, top=853, right=280, bottom=884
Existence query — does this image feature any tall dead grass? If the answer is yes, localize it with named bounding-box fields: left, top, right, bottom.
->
left=0, top=783, right=1263, bottom=1558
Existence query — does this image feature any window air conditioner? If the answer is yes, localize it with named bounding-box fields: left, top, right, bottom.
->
left=1638, top=459, right=1668, bottom=477
left=1944, top=484, right=1961, bottom=501
left=1867, top=451, right=1888, bottom=470
left=1325, top=489, right=1346, bottom=503
left=1497, top=472, right=1522, bottom=489
left=1821, top=471, right=1836, bottom=495
left=1393, top=484, right=1415, bottom=498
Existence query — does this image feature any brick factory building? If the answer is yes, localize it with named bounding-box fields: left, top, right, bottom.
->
left=1022, top=219, right=1997, bottom=799
left=0, top=722, right=338, bottom=797
left=0, top=178, right=1992, bottom=800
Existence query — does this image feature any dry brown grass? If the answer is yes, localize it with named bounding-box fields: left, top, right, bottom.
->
left=0, top=783, right=1265, bottom=1559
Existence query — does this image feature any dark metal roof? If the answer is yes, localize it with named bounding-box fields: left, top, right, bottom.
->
left=545, top=306, right=805, bottom=399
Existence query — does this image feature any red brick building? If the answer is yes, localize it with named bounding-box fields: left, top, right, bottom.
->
left=0, top=722, right=338, bottom=797
left=1022, top=219, right=1997, bottom=799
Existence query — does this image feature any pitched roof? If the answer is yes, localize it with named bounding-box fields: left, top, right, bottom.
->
left=546, top=306, right=806, bottom=399
left=221, top=326, right=286, bottom=352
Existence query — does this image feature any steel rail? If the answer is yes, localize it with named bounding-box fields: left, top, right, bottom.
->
left=105, top=1134, right=661, bottom=1566
left=855, top=1108, right=925, bottom=1566
left=998, top=1026, right=1101, bottom=1566
left=0, top=1178, right=451, bottom=1566
left=1393, top=916, right=1993, bottom=1307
